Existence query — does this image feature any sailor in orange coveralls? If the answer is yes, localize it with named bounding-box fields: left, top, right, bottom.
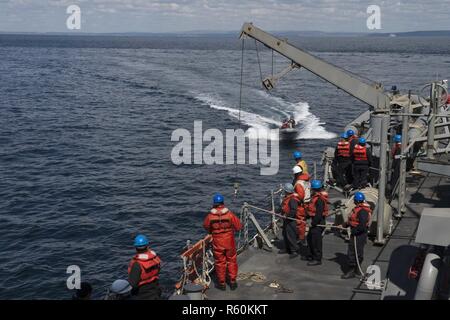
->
left=203, top=193, right=242, bottom=291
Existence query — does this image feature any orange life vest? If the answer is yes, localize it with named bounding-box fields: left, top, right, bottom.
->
left=294, top=174, right=311, bottom=202
left=297, top=160, right=309, bottom=174
left=348, top=135, right=359, bottom=144
left=282, top=193, right=304, bottom=218
left=207, top=207, right=235, bottom=235
left=337, top=141, right=351, bottom=158
left=348, top=203, right=372, bottom=227
left=128, top=249, right=161, bottom=287
left=353, top=144, right=368, bottom=162
left=307, top=192, right=329, bottom=217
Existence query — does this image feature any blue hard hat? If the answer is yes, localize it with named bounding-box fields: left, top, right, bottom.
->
left=213, top=193, right=224, bottom=204
left=311, top=180, right=323, bottom=189
left=394, top=134, right=402, bottom=143
left=341, top=132, right=349, bottom=139
left=134, top=234, right=149, bottom=247
left=346, top=129, right=355, bottom=136
left=359, top=137, right=366, bottom=144
left=354, top=192, right=365, bottom=202
left=293, top=151, right=302, bottom=159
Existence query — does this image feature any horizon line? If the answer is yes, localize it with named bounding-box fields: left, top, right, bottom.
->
left=1, top=29, right=450, bottom=36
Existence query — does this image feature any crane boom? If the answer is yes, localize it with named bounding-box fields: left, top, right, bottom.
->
left=240, top=23, right=391, bottom=111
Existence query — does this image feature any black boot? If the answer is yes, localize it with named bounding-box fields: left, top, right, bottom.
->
left=229, top=282, right=238, bottom=291
left=307, top=260, right=322, bottom=266
left=215, top=283, right=226, bottom=291
left=301, top=255, right=313, bottom=261
left=289, top=253, right=299, bottom=259
left=341, top=269, right=356, bottom=279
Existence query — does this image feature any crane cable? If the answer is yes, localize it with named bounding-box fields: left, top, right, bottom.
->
left=234, top=38, right=245, bottom=199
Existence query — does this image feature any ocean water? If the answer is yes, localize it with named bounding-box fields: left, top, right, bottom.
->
left=0, top=34, right=449, bottom=299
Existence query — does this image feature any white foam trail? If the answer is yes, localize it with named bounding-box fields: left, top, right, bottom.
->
left=256, top=90, right=337, bottom=139
left=195, top=93, right=280, bottom=140
left=195, top=92, right=336, bottom=140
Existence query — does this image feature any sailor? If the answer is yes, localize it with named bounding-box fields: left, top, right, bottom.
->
left=341, top=192, right=372, bottom=279
left=293, top=151, right=308, bottom=174
left=288, top=116, right=296, bottom=128
left=346, top=129, right=359, bottom=154
left=105, top=279, right=133, bottom=300
left=72, top=282, right=92, bottom=300
left=304, top=180, right=329, bottom=266
left=389, top=134, right=402, bottom=193
left=128, top=234, right=162, bottom=300
left=203, top=193, right=242, bottom=291
left=352, top=137, right=372, bottom=189
left=280, top=183, right=301, bottom=258
left=334, top=132, right=352, bottom=187
left=391, top=85, right=400, bottom=95
left=293, top=165, right=311, bottom=200
left=292, top=165, right=310, bottom=242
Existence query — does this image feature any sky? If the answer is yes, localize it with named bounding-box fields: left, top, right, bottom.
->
left=0, top=0, right=449, bottom=33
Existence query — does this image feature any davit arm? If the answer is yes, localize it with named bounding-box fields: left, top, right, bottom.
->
left=239, top=22, right=391, bottom=112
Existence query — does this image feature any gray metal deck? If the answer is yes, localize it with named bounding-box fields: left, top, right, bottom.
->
left=206, top=171, right=450, bottom=300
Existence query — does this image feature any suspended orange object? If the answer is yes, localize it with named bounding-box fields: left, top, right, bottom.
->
left=181, top=234, right=212, bottom=259
left=175, top=235, right=213, bottom=290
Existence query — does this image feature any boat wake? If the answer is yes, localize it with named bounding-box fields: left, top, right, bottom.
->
left=194, top=92, right=336, bottom=140
left=257, top=91, right=337, bottom=140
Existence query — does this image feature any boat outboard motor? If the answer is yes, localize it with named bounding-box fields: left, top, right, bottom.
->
left=105, top=279, right=133, bottom=300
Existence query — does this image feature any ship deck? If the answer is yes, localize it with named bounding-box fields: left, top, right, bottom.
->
left=205, top=168, right=450, bottom=300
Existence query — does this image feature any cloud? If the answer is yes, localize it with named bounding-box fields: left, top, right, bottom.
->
left=0, top=0, right=449, bottom=33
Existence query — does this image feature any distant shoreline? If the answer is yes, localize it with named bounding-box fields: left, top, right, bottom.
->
left=1, top=30, right=450, bottom=38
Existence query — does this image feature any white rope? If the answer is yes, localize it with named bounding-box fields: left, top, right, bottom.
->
left=354, top=235, right=366, bottom=279
left=181, top=256, right=188, bottom=293
left=202, top=239, right=212, bottom=287
left=180, top=238, right=214, bottom=290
